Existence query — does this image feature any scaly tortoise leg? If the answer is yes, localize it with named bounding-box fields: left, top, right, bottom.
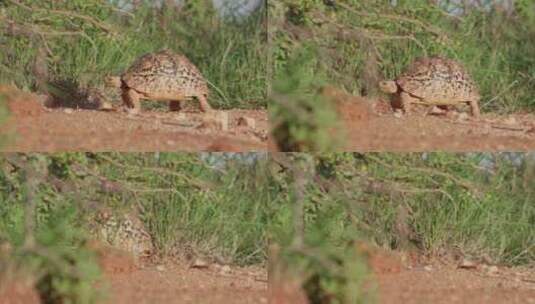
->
left=400, top=91, right=417, bottom=115
left=197, top=95, right=213, bottom=113
left=122, top=88, right=141, bottom=114
left=469, top=100, right=480, bottom=119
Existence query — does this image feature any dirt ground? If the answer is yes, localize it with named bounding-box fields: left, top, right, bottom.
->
left=0, top=245, right=267, bottom=304
left=269, top=88, right=535, bottom=151
left=369, top=248, right=535, bottom=304
left=270, top=246, right=535, bottom=304
left=96, top=244, right=267, bottom=304
left=0, top=86, right=267, bottom=152
left=375, top=264, right=535, bottom=304
left=336, top=91, right=535, bottom=151
left=100, top=262, right=267, bottom=304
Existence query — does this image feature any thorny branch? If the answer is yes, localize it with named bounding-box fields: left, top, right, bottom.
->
left=0, top=15, right=98, bottom=57
left=336, top=1, right=444, bottom=38
left=94, top=154, right=212, bottom=191
left=7, top=0, right=114, bottom=33
left=365, top=154, right=482, bottom=197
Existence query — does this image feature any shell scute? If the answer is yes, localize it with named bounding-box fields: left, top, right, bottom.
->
left=395, top=56, right=480, bottom=104
left=121, top=50, right=208, bottom=100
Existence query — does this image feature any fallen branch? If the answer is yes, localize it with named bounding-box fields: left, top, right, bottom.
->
left=446, top=118, right=533, bottom=133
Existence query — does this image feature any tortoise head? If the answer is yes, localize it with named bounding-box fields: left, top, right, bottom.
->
left=378, top=80, right=398, bottom=94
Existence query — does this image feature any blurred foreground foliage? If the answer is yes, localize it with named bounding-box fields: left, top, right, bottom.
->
left=0, top=152, right=270, bottom=303
left=269, top=152, right=535, bottom=303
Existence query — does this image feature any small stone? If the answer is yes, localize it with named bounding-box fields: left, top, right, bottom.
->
left=504, top=116, right=517, bottom=125
left=99, top=101, right=114, bottom=111
left=219, top=265, right=231, bottom=275
left=423, top=265, right=433, bottom=272
left=485, top=265, right=499, bottom=275
left=156, top=264, right=166, bottom=272
left=393, top=110, right=403, bottom=118
left=63, top=108, right=74, bottom=114
left=458, top=258, right=477, bottom=269
left=37, top=94, right=55, bottom=107
left=457, top=112, right=469, bottom=121
left=219, top=112, right=229, bottom=131
left=428, top=106, right=446, bottom=115
left=190, top=258, right=209, bottom=269
left=237, top=116, right=255, bottom=129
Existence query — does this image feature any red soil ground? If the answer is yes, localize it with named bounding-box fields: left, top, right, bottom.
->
left=269, top=88, right=535, bottom=151
left=337, top=92, right=535, bottom=151
left=270, top=246, right=535, bottom=304
left=375, top=264, right=535, bottom=304
left=0, top=86, right=267, bottom=152
left=0, top=245, right=267, bottom=304
left=101, top=263, right=267, bottom=304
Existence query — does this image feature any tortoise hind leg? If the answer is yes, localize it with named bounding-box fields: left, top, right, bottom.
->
left=197, top=95, right=213, bottom=113
left=122, top=88, right=141, bottom=114
left=469, top=100, right=480, bottom=118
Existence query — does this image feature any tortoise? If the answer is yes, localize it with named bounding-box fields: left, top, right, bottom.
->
left=379, top=56, right=480, bottom=118
left=90, top=208, right=153, bottom=261
left=107, top=49, right=212, bottom=113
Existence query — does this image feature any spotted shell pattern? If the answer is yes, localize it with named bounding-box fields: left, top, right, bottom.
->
left=396, top=57, right=480, bottom=105
left=92, top=210, right=153, bottom=259
left=121, top=50, right=208, bottom=99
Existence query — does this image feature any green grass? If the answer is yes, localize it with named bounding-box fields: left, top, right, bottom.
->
left=0, top=0, right=267, bottom=109
left=270, top=1, right=535, bottom=114
left=0, top=153, right=270, bottom=264
left=271, top=153, right=535, bottom=265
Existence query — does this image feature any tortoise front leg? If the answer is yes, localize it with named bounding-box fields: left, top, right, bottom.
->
left=469, top=100, right=480, bottom=118
left=122, top=88, right=141, bottom=114
left=400, top=91, right=416, bottom=115
left=197, top=95, right=213, bottom=113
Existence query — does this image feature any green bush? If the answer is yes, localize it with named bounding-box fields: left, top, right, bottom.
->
left=0, top=162, right=102, bottom=304
left=273, top=243, right=373, bottom=304
left=269, top=46, right=342, bottom=151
